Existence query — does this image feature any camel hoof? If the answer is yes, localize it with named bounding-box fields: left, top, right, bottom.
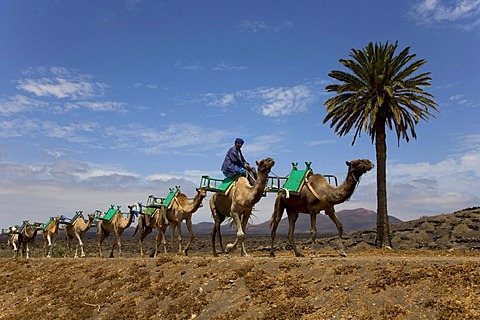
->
left=269, top=252, right=276, bottom=258
left=225, top=243, right=235, bottom=253
left=295, top=252, right=305, bottom=257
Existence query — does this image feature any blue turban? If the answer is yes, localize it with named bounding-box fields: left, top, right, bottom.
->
left=235, top=138, right=244, bottom=144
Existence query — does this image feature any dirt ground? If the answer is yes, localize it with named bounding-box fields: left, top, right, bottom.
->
left=1, top=234, right=479, bottom=320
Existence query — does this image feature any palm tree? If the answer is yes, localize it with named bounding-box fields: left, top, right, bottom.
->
left=323, top=41, right=439, bottom=248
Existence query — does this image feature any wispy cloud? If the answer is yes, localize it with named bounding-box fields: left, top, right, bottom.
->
left=211, top=62, right=247, bottom=71
left=0, top=95, right=49, bottom=115
left=103, top=122, right=229, bottom=154
left=64, top=101, right=127, bottom=112
left=238, top=19, right=294, bottom=33
left=254, top=85, right=315, bottom=117
left=409, top=0, right=480, bottom=29
left=203, top=82, right=321, bottom=117
left=175, top=60, right=246, bottom=71
left=0, top=118, right=97, bottom=142
left=17, top=67, right=107, bottom=100
left=175, top=60, right=204, bottom=71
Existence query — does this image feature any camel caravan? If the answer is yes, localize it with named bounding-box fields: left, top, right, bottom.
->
left=2, top=158, right=373, bottom=259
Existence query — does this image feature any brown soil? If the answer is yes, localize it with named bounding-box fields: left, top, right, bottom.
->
left=1, top=234, right=479, bottom=320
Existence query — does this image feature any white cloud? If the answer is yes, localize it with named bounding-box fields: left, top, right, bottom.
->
left=255, top=85, right=315, bottom=117
left=410, top=0, right=480, bottom=29
left=175, top=60, right=203, bottom=71
left=16, top=67, right=107, bottom=100
left=103, top=122, right=229, bottom=154
left=238, top=19, right=294, bottom=33
left=212, top=62, right=247, bottom=71
left=202, top=82, right=320, bottom=117
left=0, top=95, right=48, bottom=115
left=64, top=101, right=127, bottom=112
left=17, top=77, right=106, bottom=99
left=0, top=118, right=97, bottom=143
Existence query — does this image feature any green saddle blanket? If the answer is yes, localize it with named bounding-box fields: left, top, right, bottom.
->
left=42, top=217, right=54, bottom=231
left=102, top=205, right=120, bottom=221
left=198, top=175, right=238, bottom=193
left=281, top=162, right=312, bottom=194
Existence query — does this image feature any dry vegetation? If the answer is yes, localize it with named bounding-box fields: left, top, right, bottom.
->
left=0, top=208, right=479, bottom=319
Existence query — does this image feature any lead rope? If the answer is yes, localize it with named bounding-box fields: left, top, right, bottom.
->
left=304, top=176, right=327, bottom=203
left=346, top=170, right=360, bottom=201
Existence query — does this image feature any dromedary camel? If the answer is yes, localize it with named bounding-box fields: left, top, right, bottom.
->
left=210, top=157, right=275, bottom=257
left=42, top=216, right=61, bottom=258
left=270, top=159, right=374, bottom=257
left=164, top=188, right=207, bottom=256
left=19, top=221, right=42, bottom=259
left=133, top=188, right=207, bottom=257
left=64, top=212, right=95, bottom=258
left=97, top=205, right=136, bottom=258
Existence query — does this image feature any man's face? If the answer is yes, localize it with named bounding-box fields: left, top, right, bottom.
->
left=235, top=142, right=244, bottom=148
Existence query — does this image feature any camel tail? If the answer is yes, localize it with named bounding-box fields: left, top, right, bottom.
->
left=132, top=225, right=139, bottom=237
left=269, top=194, right=285, bottom=229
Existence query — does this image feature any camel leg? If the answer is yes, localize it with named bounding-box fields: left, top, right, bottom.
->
left=43, top=236, right=48, bottom=258
left=65, top=236, right=71, bottom=257
left=139, top=227, right=152, bottom=257
left=75, top=233, right=85, bottom=258
left=176, top=223, right=184, bottom=254
left=169, top=225, right=177, bottom=253
left=98, top=230, right=109, bottom=258
left=309, top=213, right=318, bottom=256
left=11, top=239, right=18, bottom=258
left=270, top=195, right=285, bottom=257
left=325, top=208, right=346, bottom=257
left=154, top=227, right=167, bottom=257
left=287, top=212, right=303, bottom=257
left=23, top=243, right=30, bottom=259
left=183, top=219, right=194, bottom=256
left=210, top=206, right=225, bottom=257
left=49, top=234, right=57, bottom=258
left=226, top=211, right=243, bottom=254
left=239, top=213, right=249, bottom=257
left=111, top=233, right=121, bottom=258
left=44, top=234, right=54, bottom=258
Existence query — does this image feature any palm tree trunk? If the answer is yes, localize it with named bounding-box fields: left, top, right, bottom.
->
left=375, top=120, right=392, bottom=248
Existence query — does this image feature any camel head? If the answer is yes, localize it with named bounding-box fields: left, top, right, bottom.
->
left=195, top=187, right=208, bottom=200
left=128, top=203, right=141, bottom=216
left=87, top=213, right=95, bottom=221
left=346, top=159, right=374, bottom=180
left=256, top=157, right=275, bottom=175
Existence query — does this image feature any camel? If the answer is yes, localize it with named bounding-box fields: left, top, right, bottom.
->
left=97, top=205, right=136, bottom=258
left=64, top=212, right=95, bottom=258
left=19, top=221, right=42, bottom=259
left=42, top=216, right=61, bottom=258
left=164, top=188, right=207, bottom=256
left=269, top=159, right=374, bottom=258
left=210, top=157, right=275, bottom=257
left=133, top=188, right=207, bottom=257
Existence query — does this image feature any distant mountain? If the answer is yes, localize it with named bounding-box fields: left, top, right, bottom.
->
left=246, top=208, right=402, bottom=235
left=175, top=208, right=401, bottom=235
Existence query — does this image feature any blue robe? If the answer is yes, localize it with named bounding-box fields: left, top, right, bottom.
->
left=221, top=146, right=247, bottom=177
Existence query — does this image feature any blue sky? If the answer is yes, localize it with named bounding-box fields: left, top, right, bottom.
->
left=1, top=0, right=480, bottom=229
